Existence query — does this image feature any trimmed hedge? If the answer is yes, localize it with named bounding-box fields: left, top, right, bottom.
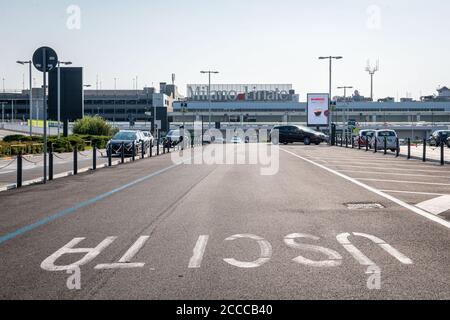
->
left=1, top=134, right=111, bottom=157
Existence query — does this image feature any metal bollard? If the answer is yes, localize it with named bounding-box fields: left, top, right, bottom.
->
left=17, top=151, right=23, bottom=188
left=366, top=139, right=369, bottom=152
left=396, top=138, right=400, bottom=158
left=345, top=136, right=348, bottom=148
left=157, top=139, right=160, bottom=156
left=108, top=143, right=112, bottom=167
left=121, top=142, right=125, bottom=164
left=358, top=138, right=361, bottom=150
left=441, top=141, right=445, bottom=166
left=93, top=145, right=97, bottom=170
left=423, top=138, right=427, bottom=162
left=407, top=138, right=411, bottom=159
left=374, top=138, right=378, bottom=153
left=73, top=145, right=78, bottom=175
left=340, top=135, right=343, bottom=147
left=49, top=145, right=54, bottom=181
left=141, top=140, right=145, bottom=159
left=384, top=137, right=387, bottom=155
left=132, top=141, right=136, bottom=161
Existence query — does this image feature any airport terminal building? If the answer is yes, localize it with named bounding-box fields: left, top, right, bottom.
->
left=171, top=83, right=450, bottom=138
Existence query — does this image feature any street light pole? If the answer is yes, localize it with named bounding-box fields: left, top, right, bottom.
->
left=200, top=70, right=219, bottom=129
left=319, top=56, right=343, bottom=142
left=17, top=61, right=34, bottom=135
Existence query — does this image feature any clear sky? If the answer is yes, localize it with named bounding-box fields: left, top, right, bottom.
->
left=1, top=0, right=449, bottom=101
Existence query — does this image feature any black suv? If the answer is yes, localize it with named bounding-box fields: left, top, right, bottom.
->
left=270, top=125, right=328, bottom=145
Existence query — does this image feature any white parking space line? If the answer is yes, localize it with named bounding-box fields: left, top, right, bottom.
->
left=356, top=178, right=450, bottom=187
left=311, top=158, right=442, bottom=169
left=337, top=170, right=450, bottom=179
left=380, top=190, right=447, bottom=196
left=281, top=148, right=450, bottom=230
left=0, top=170, right=15, bottom=175
left=416, top=196, right=450, bottom=215
left=319, top=164, right=450, bottom=174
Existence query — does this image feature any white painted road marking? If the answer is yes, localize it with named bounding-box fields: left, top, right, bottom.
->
left=41, top=237, right=117, bottom=271
left=188, top=235, right=209, bottom=269
left=284, top=233, right=342, bottom=267
left=356, top=178, right=450, bottom=187
left=95, top=236, right=150, bottom=270
left=337, top=170, right=450, bottom=179
left=223, top=234, right=272, bottom=268
left=380, top=190, right=447, bottom=197
left=416, top=195, right=450, bottom=215
left=281, top=148, right=450, bottom=230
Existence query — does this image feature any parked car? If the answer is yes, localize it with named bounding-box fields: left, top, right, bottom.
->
left=141, top=131, right=154, bottom=147
left=164, top=129, right=190, bottom=148
left=369, top=130, right=399, bottom=151
left=429, top=130, right=450, bottom=147
left=270, top=125, right=328, bottom=145
left=354, top=129, right=376, bottom=146
left=106, top=130, right=147, bottom=156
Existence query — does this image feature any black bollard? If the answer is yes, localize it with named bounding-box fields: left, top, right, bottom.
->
left=93, top=145, right=97, bottom=170
left=121, top=142, right=125, bottom=164
left=49, top=145, right=54, bottom=181
left=17, top=151, right=23, bottom=188
left=132, top=141, right=136, bottom=162
left=73, top=145, right=78, bottom=175
left=108, top=143, right=112, bottom=167
left=407, top=138, right=411, bottom=160
left=384, top=137, right=387, bottom=155
left=141, top=140, right=145, bottom=159
left=441, top=141, right=445, bottom=166
left=423, top=138, right=427, bottom=162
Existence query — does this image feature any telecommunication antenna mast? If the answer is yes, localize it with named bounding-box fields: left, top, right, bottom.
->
left=366, top=60, right=379, bottom=101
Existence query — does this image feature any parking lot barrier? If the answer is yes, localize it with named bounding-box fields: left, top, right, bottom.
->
left=407, top=138, right=411, bottom=159
left=374, top=138, right=378, bottom=153
left=157, top=139, right=160, bottom=156
left=93, top=145, right=97, bottom=171
left=73, top=146, right=78, bottom=175
left=108, top=144, right=112, bottom=167
left=149, top=142, right=152, bottom=158
left=384, top=137, right=387, bottom=155
left=423, top=138, right=427, bottom=162
left=441, top=141, right=445, bottom=165
left=366, top=139, right=369, bottom=152
left=132, top=141, right=136, bottom=162
left=49, top=145, right=54, bottom=180
left=345, top=136, right=348, bottom=148
left=396, top=138, right=400, bottom=158
left=17, top=151, right=22, bottom=188
left=141, top=140, right=145, bottom=159
left=121, top=142, right=125, bottom=164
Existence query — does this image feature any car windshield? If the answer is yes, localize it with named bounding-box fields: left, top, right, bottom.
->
left=168, top=130, right=180, bottom=137
left=378, top=131, right=396, bottom=137
left=361, top=131, right=374, bottom=137
left=113, top=132, right=137, bottom=140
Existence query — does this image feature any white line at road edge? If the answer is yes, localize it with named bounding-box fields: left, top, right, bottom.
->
left=281, top=148, right=450, bottom=230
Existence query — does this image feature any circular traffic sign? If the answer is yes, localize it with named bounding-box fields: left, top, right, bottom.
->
left=32, top=47, right=58, bottom=72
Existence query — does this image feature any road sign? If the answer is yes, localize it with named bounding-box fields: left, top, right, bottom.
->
left=32, top=47, right=58, bottom=72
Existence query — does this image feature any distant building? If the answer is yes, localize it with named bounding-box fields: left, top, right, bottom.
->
left=421, top=86, right=450, bottom=102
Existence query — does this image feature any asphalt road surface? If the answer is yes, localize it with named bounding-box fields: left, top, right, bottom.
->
left=0, top=144, right=449, bottom=299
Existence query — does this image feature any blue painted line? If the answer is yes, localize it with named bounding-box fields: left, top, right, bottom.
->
left=0, top=162, right=182, bottom=245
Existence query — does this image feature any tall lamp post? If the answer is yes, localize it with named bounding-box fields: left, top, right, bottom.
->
left=200, top=70, right=219, bottom=129
left=318, top=56, right=343, bottom=141
left=16, top=60, right=33, bottom=136
left=57, top=61, right=72, bottom=138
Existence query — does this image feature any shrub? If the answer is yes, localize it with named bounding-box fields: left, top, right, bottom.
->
left=73, top=116, right=113, bottom=136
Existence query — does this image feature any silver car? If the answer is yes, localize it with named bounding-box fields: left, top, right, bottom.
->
left=370, top=130, right=399, bottom=151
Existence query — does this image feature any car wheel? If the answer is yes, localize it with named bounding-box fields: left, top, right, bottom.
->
left=304, top=137, right=311, bottom=145
left=315, top=142, right=321, bottom=145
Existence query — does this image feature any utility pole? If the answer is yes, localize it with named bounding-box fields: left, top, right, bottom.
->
left=17, top=60, right=33, bottom=135
left=366, top=60, right=379, bottom=101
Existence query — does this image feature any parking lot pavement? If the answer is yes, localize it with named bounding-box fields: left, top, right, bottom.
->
left=399, top=144, right=450, bottom=162
left=285, top=144, right=450, bottom=222
left=0, top=143, right=449, bottom=299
